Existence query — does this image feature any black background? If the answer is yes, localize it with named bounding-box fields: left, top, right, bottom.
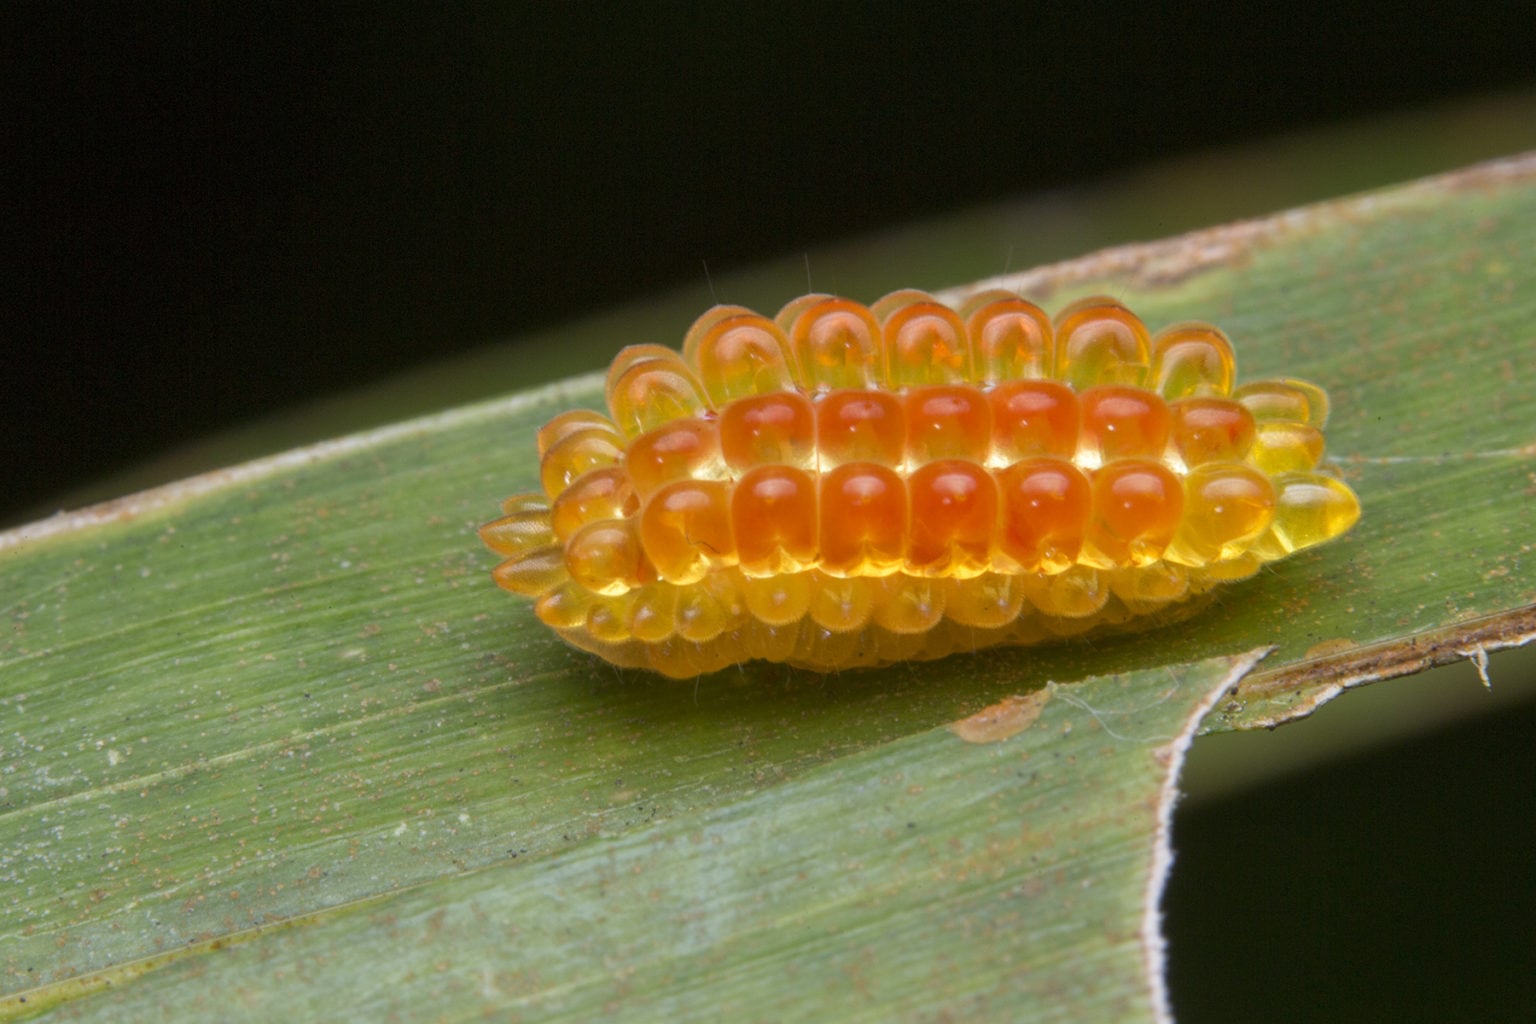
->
left=7, top=4, right=1536, bottom=524
left=5, top=4, right=1536, bottom=1018
left=1170, top=690, right=1536, bottom=1022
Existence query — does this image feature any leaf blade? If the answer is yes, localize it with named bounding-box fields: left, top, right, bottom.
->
left=15, top=653, right=1264, bottom=1022
left=4, top=153, right=1536, bottom=1019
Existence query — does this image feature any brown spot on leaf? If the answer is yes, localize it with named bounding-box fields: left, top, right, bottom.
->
left=949, top=690, right=1051, bottom=743
left=1302, top=637, right=1358, bottom=660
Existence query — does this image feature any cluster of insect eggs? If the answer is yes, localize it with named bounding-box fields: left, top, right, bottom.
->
left=481, top=289, right=1360, bottom=677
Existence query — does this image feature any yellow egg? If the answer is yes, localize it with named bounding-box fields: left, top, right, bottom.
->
left=479, top=292, right=1361, bottom=678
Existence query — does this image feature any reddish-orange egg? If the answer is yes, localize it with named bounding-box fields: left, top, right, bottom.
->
left=482, top=291, right=1361, bottom=677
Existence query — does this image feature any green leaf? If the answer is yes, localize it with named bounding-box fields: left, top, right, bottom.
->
left=974, top=155, right=1536, bottom=731
left=5, top=651, right=1264, bottom=1022
left=4, top=150, right=1535, bottom=1020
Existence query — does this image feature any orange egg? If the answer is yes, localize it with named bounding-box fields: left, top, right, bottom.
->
left=481, top=291, right=1360, bottom=677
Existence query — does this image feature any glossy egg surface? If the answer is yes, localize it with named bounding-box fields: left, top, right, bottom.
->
left=481, top=291, right=1360, bottom=678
